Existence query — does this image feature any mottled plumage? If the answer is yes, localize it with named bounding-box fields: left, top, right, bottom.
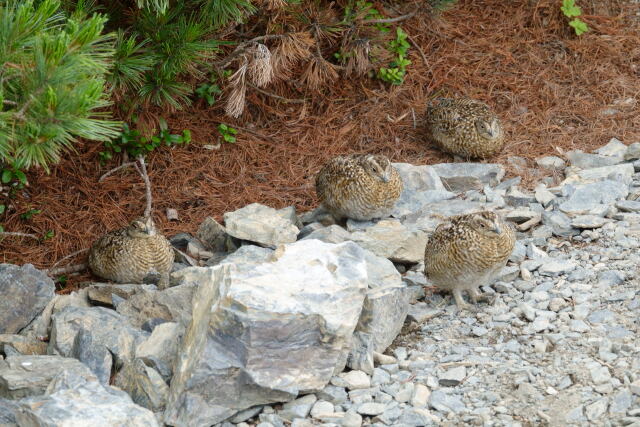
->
left=424, top=211, right=515, bottom=310
left=315, top=154, right=403, bottom=221
left=88, top=217, right=174, bottom=289
left=425, top=97, right=504, bottom=158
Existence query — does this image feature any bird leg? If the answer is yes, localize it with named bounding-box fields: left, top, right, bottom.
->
left=452, top=288, right=477, bottom=312
left=469, top=287, right=495, bottom=305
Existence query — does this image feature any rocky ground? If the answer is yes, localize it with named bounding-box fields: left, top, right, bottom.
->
left=1, top=138, right=639, bottom=426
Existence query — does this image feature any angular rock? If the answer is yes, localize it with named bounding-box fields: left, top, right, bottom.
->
left=165, top=241, right=368, bottom=426
left=562, top=163, right=634, bottom=186
left=594, top=138, right=627, bottom=157
left=541, top=211, right=578, bottom=237
left=216, top=245, right=274, bottom=267
left=350, top=219, right=427, bottom=263
left=114, top=358, right=169, bottom=412
left=616, top=200, right=640, bottom=212
left=625, top=142, right=640, bottom=161
left=49, top=306, right=148, bottom=366
left=223, top=203, right=299, bottom=247
left=301, top=226, right=351, bottom=244
left=0, top=355, right=96, bottom=399
left=0, top=264, right=55, bottom=335
left=16, top=372, right=158, bottom=426
left=536, top=156, right=566, bottom=172
left=390, top=163, right=454, bottom=217
left=196, top=216, right=228, bottom=252
left=571, top=215, right=607, bottom=229
left=116, top=274, right=201, bottom=328
left=538, top=260, right=577, bottom=277
left=356, top=402, right=385, bottom=416
left=428, top=389, right=466, bottom=414
left=86, top=283, right=156, bottom=307
left=431, top=163, right=505, bottom=191
left=333, top=371, right=371, bottom=390
left=559, top=180, right=629, bottom=215
left=0, top=398, right=18, bottom=426
left=71, top=328, right=112, bottom=385
left=0, top=335, right=46, bottom=356
left=135, top=322, right=182, bottom=381
left=566, top=150, right=621, bottom=169
left=279, top=394, right=317, bottom=421
left=535, top=185, right=556, bottom=206
left=439, top=367, right=466, bottom=387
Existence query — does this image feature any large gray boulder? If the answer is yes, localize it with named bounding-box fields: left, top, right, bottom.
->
left=164, top=240, right=369, bottom=426
left=15, top=371, right=158, bottom=427
left=0, top=355, right=96, bottom=399
left=223, top=203, right=299, bottom=247
left=559, top=180, right=629, bottom=215
left=0, top=398, right=18, bottom=426
left=0, top=264, right=55, bottom=335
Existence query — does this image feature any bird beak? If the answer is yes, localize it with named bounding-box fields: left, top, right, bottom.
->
left=493, top=224, right=502, bottom=234
left=381, top=172, right=390, bottom=183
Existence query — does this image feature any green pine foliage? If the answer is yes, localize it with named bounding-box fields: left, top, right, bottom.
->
left=0, top=0, right=120, bottom=171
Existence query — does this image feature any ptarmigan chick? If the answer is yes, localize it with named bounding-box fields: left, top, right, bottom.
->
left=424, top=211, right=515, bottom=311
left=88, top=217, right=174, bottom=289
left=315, top=154, right=403, bottom=221
left=425, top=97, right=504, bottom=158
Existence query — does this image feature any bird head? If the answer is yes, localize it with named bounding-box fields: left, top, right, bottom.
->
left=128, top=216, right=156, bottom=238
left=363, top=154, right=393, bottom=183
left=475, top=117, right=502, bottom=140
left=470, top=211, right=504, bottom=237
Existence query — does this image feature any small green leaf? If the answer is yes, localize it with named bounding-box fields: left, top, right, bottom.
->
left=0, top=225, right=4, bottom=233
left=569, top=18, right=589, bottom=35
left=158, top=117, right=168, bottom=132
left=14, top=170, right=27, bottom=185
left=43, top=230, right=54, bottom=240
left=182, top=130, right=192, bottom=143
left=0, top=205, right=5, bottom=214
left=1, top=170, right=12, bottom=183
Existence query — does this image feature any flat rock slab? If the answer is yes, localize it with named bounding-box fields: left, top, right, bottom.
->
left=16, top=373, right=158, bottom=427
left=0, top=264, right=55, bottom=335
left=431, top=163, right=505, bottom=192
left=0, top=355, right=96, bottom=399
left=390, top=163, right=454, bottom=217
left=223, top=203, right=299, bottom=247
left=350, top=219, right=427, bottom=263
left=559, top=180, right=629, bottom=215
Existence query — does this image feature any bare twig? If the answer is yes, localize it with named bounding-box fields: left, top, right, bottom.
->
left=411, top=108, right=417, bottom=128
left=48, top=248, right=89, bottom=270
left=406, top=32, right=428, bottom=66
left=2, top=100, right=18, bottom=106
left=364, top=11, right=417, bottom=25
left=134, top=156, right=153, bottom=219
left=98, top=161, right=136, bottom=182
left=249, top=83, right=307, bottom=104
left=0, top=232, right=39, bottom=240
left=48, top=263, right=87, bottom=277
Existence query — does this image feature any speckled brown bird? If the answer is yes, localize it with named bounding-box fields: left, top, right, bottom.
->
left=88, top=217, right=174, bottom=289
left=425, top=97, right=504, bottom=159
left=315, top=154, right=403, bottom=221
left=424, top=211, right=515, bottom=311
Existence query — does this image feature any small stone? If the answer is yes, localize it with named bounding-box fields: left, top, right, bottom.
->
left=428, top=390, right=466, bottom=414
left=373, top=352, right=397, bottom=366
left=279, top=395, right=317, bottom=421
left=595, top=138, right=627, bottom=157
left=585, top=398, right=609, bottom=421
left=609, top=389, right=633, bottom=414
left=590, top=364, right=612, bottom=385
left=538, top=259, right=577, bottom=276
left=570, top=319, right=590, bottom=332
left=630, top=380, right=640, bottom=395
left=536, top=156, right=566, bottom=172
left=571, top=215, right=606, bottom=229
left=310, top=401, right=334, bottom=419
left=317, top=385, right=348, bottom=404
left=471, top=326, right=489, bottom=337
left=394, top=382, right=414, bottom=403
left=334, top=370, right=371, bottom=390
left=371, top=368, right=391, bottom=386
left=411, top=384, right=430, bottom=408
left=356, top=402, right=386, bottom=416
left=439, top=366, right=466, bottom=387
left=616, top=200, right=640, bottom=212
left=341, top=411, right=363, bottom=427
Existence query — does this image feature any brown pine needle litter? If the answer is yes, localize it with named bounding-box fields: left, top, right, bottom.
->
left=1, top=0, right=639, bottom=291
